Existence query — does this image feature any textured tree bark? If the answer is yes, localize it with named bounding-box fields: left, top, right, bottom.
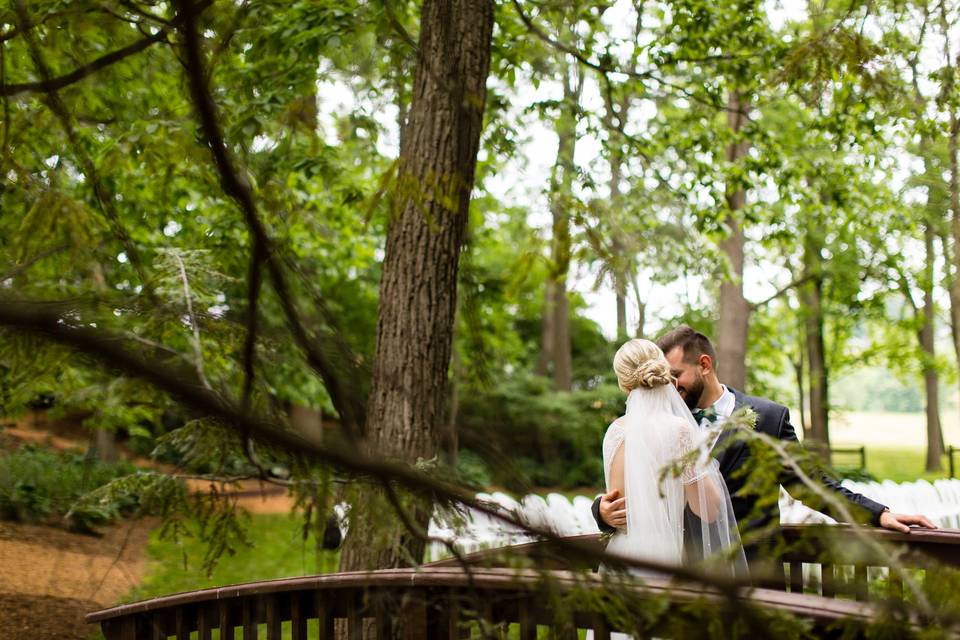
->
left=552, top=276, right=573, bottom=390
left=614, top=270, right=628, bottom=340
left=792, top=352, right=808, bottom=441
left=536, top=281, right=555, bottom=376
left=338, top=0, right=493, bottom=573
left=631, top=274, right=647, bottom=338
left=716, top=89, right=750, bottom=390
left=93, top=428, right=118, bottom=463
left=801, top=225, right=829, bottom=447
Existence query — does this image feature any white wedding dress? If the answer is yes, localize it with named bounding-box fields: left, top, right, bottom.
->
left=601, top=385, right=748, bottom=579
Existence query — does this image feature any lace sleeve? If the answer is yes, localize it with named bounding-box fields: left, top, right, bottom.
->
left=676, top=420, right=711, bottom=484
left=602, top=421, right=624, bottom=490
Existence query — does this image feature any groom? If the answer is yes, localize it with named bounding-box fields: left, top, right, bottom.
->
left=592, top=325, right=935, bottom=549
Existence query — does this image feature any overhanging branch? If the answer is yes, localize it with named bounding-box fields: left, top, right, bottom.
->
left=0, top=3, right=212, bottom=98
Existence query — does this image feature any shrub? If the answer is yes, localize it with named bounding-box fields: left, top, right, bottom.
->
left=458, top=376, right=625, bottom=490
left=0, top=444, right=139, bottom=532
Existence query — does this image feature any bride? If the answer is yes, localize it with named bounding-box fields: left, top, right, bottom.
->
left=602, top=338, right=748, bottom=578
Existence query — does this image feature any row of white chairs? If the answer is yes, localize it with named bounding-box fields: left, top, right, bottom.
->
left=841, top=478, right=960, bottom=528
left=424, top=479, right=960, bottom=560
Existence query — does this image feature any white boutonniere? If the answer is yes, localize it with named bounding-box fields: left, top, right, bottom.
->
left=735, top=407, right=759, bottom=430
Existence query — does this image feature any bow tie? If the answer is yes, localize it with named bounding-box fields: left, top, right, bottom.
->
left=693, top=406, right=719, bottom=424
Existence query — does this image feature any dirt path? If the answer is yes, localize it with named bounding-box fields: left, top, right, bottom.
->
left=0, top=419, right=302, bottom=639
left=0, top=519, right=155, bottom=639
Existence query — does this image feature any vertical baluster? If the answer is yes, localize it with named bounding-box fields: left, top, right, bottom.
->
left=854, top=565, right=868, bottom=601
left=198, top=604, right=212, bottom=640
left=317, top=592, right=334, bottom=640
left=446, top=594, right=469, bottom=640
left=821, top=563, right=835, bottom=598
left=219, top=601, right=234, bottom=640
left=266, top=595, right=281, bottom=640
left=373, top=591, right=391, bottom=639
left=175, top=607, right=189, bottom=640
left=518, top=599, right=536, bottom=640
left=291, top=592, right=307, bottom=640
left=591, top=613, right=611, bottom=640
left=347, top=592, right=362, bottom=640
left=789, top=562, right=803, bottom=593
left=401, top=591, right=428, bottom=640
left=148, top=612, right=165, bottom=640
left=103, top=616, right=141, bottom=640
left=243, top=598, right=257, bottom=640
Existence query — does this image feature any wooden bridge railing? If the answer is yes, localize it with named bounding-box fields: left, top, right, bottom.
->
left=88, top=525, right=960, bottom=639
left=87, top=566, right=877, bottom=640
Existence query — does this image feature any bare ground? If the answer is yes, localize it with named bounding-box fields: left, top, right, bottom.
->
left=0, top=519, right=155, bottom=640
left=0, top=418, right=296, bottom=639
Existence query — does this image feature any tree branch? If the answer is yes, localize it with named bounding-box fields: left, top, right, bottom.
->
left=382, top=0, right=418, bottom=51
left=0, top=243, right=70, bottom=282
left=0, top=9, right=202, bottom=98
left=13, top=0, right=151, bottom=289
left=174, top=0, right=365, bottom=434
left=508, top=0, right=747, bottom=116
left=170, top=249, right=212, bottom=390
left=748, top=275, right=814, bottom=311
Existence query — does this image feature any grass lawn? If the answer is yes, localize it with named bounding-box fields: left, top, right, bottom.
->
left=852, top=446, right=953, bottom=483
left=130, top=512, right=339, bottom=602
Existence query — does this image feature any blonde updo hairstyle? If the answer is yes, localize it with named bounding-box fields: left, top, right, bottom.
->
left=613, top=338, right=674, bottom=392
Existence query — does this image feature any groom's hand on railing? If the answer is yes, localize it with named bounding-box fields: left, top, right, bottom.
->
left=879, top=509, right=938, bottom=533
left=600, top=489, right=627, bottom=529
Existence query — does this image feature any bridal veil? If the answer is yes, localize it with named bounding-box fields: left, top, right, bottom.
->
left=603, top=384, right=748, bottom=578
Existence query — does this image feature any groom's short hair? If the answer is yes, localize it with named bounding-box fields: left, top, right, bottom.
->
left=656, top=325, right=716, bottom=364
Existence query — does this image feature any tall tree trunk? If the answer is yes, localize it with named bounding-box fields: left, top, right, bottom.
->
left=338, top=0, right=493, bottom=573
left=717, top=89, right=750, bottom=390
left=922, top=222, right=944, bottom=472
left=536, top=281, right=555, bottom=376
left=543, top=58, right=581, bottom=391
left=801, top=225, right=829, bottom=447
left=607, top=117, right=629, bottom=341
left=793, top=318, right=809, bottom=440
left=793, top=356, right=807, bottom=441
left=614, top=269, right=628, bottom=340
left=631, top=273, right=646, bottom=338
left=445, top=342, right=461, bottom=468
left=947, top=92, right=960, bottom=446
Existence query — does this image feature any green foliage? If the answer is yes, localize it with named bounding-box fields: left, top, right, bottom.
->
left=0, top=444, right=138, bottom=532
left=459, top=376, right=624, bottom=490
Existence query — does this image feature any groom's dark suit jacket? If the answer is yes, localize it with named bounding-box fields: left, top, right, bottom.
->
left=591, top=388, right=887, bottom=537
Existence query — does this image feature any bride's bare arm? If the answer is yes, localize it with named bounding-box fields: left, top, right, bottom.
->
left=608, top=444, right=625, bottom=529
left=684, top=473, right=722, bottom=522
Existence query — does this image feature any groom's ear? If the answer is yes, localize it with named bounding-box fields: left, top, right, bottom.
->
left=698, top=354, right=714, bottom=375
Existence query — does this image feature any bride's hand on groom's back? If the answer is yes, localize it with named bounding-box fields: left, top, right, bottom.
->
left=600, top=489, right=627, bottom=529
left=879, top=510, right=938, bottom=533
